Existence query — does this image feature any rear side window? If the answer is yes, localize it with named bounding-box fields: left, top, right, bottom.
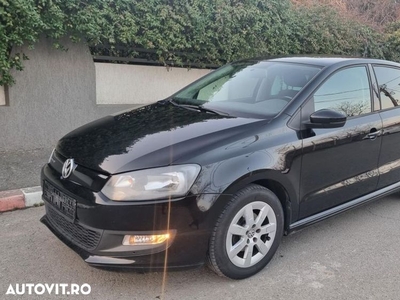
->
left=373, top=66, right=400, bottom=110
left=313, top=66, right=371, bottom=117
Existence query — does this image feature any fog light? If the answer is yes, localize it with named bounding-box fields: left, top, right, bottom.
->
left=122, top=233, right=171, bottom=246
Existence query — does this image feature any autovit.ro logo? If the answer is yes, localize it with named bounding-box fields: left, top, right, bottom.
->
left=5, top=283, right=91, bottom=296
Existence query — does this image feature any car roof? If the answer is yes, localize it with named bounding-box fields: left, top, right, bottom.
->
left=238, top=56, right=400, bottom=68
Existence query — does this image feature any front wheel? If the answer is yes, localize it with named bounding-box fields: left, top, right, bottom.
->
left=208, top=184, right=284, bottom=279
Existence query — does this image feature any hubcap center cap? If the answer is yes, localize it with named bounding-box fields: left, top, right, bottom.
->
left=247, top=230, right=256, bottom=238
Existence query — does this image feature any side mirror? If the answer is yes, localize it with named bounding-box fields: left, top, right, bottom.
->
left=306, top=109, right=346, bottom=128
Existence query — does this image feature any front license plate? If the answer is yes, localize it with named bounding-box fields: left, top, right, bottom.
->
left=43, top=181, right=76, bottom=222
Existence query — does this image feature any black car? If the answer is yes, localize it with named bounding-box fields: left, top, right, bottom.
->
left=41, top=57, right=400, bottom=279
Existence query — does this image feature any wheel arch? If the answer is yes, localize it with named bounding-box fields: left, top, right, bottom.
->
left=200, top=169, right=298, bottom=234
left=252, top=179, right=292, bottom=234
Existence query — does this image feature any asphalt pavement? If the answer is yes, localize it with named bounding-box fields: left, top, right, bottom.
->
left=1, top=195, right=399, bottom=300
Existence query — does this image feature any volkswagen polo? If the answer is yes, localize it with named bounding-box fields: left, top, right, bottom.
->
left=41, top=57, right=400, bottom=279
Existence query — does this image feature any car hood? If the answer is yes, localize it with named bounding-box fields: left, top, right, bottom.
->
left=57, top=101, right=268, bottom=174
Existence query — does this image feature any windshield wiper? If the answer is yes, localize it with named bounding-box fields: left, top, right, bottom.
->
left=169, top=99, right=230, bottom=116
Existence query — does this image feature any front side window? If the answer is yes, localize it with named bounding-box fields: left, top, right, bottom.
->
left=313, top=66, right=371, bottom=117
left=373, top=66, right=400, bottom=110
left=173, top=61, right=321, bottom=118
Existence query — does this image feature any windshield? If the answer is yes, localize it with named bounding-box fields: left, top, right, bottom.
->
left=173, top=61, right=322, bottom=118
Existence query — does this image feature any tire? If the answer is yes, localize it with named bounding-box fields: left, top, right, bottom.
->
left=208, top=184, right=284, bottom=279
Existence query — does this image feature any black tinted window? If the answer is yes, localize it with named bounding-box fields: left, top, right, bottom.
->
left=313, top=66, right=371, bottom=117
left=373, top=66, right=400, bottom=110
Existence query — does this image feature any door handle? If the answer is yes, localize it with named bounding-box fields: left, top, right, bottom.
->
left=364, top=129, right=382, bottom=140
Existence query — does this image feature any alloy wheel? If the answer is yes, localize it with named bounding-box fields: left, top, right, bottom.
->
left=225, top=201, right=277, bottom=268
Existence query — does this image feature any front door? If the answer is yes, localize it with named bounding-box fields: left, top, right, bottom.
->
left=299, top=65, right=382, bottom=219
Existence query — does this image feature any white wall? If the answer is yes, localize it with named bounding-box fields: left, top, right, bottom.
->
left=0, top=86, right=5, bottom=106
left=95, top=63, right=211, bottom=105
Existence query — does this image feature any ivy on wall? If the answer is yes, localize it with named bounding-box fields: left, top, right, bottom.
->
left=0, top=0, right=396, bottom=86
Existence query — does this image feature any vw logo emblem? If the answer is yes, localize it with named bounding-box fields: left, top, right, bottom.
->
left=62, top=158, right=76, bottom=179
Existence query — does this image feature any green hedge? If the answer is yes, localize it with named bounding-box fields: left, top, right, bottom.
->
left=0, top=0, right=396, bottom=86
left=287, top=4, right=385, bottom=58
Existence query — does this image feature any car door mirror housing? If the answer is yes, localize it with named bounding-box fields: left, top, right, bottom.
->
left=306, top=109, right=346, bottom=128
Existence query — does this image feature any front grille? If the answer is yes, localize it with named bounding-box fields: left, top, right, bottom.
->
left=47, top=205, right=102, bottom=251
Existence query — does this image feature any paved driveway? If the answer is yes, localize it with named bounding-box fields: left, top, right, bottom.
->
left=1, top=196, right=399, bottom=299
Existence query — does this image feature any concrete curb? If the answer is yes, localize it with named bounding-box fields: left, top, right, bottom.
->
left=0, top=186, right=43, bottom=212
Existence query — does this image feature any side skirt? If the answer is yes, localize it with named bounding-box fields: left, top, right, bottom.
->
left=289, top=181, right=400, bottom=233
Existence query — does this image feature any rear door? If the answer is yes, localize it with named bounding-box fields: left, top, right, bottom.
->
left=372, top=65, right=400, bottom=189
left=299, top=65, right=382, bottom=219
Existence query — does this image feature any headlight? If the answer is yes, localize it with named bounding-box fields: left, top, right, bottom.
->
left=101, top=164, right=201, bottom=201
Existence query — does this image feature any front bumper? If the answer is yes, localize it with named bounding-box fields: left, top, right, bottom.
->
left=40, top=164, right=221, bottom=270
left=40, top=212, right=203, bottom=270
